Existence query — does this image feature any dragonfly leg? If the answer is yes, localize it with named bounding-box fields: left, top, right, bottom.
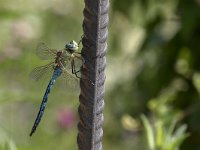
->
left=74, top=70, right=81, bottom=78
left=72, top=59, right=94, bottom=85
left=78, top=35, right=84, bottom=47
left=71, top=59, right=81, bottom=78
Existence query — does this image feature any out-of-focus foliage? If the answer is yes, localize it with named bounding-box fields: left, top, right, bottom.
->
left=105, top=0, right=200, bottom=150
left=141, top=115, right=188, bottom=150
left=0, top=126, right=17, bottom=150
left=141, top=81, right=190, bottom=150
left=0, top=0, right=200, bottom=150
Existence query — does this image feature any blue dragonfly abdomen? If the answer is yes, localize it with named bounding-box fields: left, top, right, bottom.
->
left=30, top=67, right=62, bottom=136
left=30, top=41, right=84, bottom=136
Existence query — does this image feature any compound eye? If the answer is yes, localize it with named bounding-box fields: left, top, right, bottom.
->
left=65, top=44, right=68, bottom=49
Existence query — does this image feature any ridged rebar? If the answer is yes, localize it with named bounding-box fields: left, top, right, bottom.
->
left=77, top=0, right=109, bottom=149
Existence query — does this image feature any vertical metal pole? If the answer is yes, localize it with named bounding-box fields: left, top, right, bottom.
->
left=77, top=0, right=109, bottom=149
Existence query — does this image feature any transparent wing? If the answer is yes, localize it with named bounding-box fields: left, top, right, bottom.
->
left=29, top=62, right=54, bottom=81
left=61, top=52, right=83, bottom=72
left=74, top=53, right=84, bottom=69
left=59, top=69, right=79, bottom=91
left=60, top=57, right=72, bottom=71
left=36, top=42, right=58, bottom=60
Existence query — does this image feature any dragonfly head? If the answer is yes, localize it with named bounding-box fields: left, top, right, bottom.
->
left=65, top=40, right=78, bottom=52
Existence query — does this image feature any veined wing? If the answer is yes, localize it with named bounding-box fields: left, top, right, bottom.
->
left=36, top=42, right=57, bottom=60
left=55, top=52, right=83, bottom=90
left=62, top=52, right=83, bottom=70
left=30, top=62, right=54, bottom=81
left=73, top=52, right=84, bottom=68
left=59, top=69, right=79, bottom=91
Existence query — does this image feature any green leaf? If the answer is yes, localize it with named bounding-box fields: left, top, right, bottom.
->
left=141, top=114, right=155, bottom=150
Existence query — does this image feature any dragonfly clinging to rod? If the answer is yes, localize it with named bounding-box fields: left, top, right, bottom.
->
left=29, top=37, right=85, bottom=136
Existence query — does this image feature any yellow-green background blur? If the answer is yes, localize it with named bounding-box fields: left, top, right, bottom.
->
left=0, top=0, right=200, bottom=150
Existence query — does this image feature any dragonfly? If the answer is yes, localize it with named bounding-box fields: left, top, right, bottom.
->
left=29, top=38, right=84, bottom=136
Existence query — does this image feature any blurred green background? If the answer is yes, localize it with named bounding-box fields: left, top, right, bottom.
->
left=0, top=0, right=200, bottom=150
